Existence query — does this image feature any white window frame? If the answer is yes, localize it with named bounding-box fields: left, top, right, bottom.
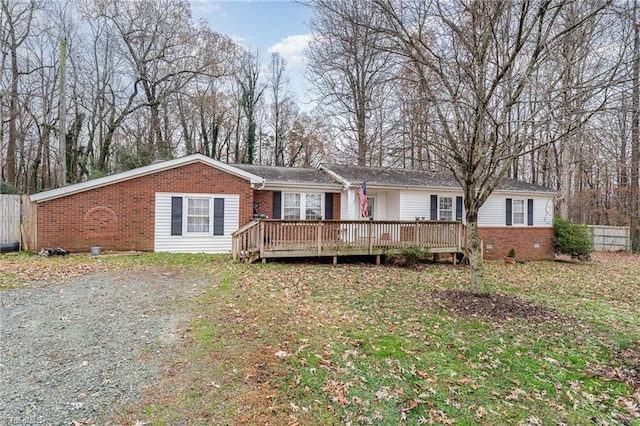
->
left=282, top=192, right=324, bottom=220
left=513, top=199, right=525, bottom=225
left=185, top=197, right=212, bottom=235
left=283, top=193, right=301, bottom=219
left=439, top=196, right=453, bottom=221
left=305, top=193, right=323, bottom=220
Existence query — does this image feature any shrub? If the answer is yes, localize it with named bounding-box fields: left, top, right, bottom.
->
left=553, top=217, right=594, bottom=260
left=0, top=180, right=21, bottom=194
left=389, top=246, right=430, bottom=267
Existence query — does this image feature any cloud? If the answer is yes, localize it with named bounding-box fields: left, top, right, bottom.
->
left=267, top=34, right=312, bottom=67
left=190, top=0, right=222, bottom=15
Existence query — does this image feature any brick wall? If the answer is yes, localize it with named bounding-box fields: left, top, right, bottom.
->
left=37, top=162, right=254, bottom=252
left=254, top=190, right=273, bottom=218
left=479, top=227, right=554, bottom=261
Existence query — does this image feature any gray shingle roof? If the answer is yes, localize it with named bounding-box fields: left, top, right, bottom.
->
left=321, top=164, right=556, bottom=194
left=233, top=164, right=339, bottom=186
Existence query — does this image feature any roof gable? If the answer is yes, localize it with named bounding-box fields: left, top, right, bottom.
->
left=30, top=154, right=264, bottom=203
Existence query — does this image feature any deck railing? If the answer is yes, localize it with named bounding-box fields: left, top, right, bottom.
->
left=232, top=219, right=467, bottom=263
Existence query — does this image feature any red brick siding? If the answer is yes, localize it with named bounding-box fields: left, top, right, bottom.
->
left=37, top=162, right=254, bottom=252
left=332, top=193, right=341, bottom=220
left=479, top=227, right=554, bottom=261
left=254, top=190, right=273, bottom=218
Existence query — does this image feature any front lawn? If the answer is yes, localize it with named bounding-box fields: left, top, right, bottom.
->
left=126, top=252, right=639, bottom=425
left=3, top=251, right=638, bottom=425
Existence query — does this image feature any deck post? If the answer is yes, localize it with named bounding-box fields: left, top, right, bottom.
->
left=259, top=221, right=265, bottom=259
left=368, top=220, right=373, bottom=254
left=231, top=236, right=237, bottom=262
left=333, top=256, right=337, bottom=265
left=317, top=222, right=322, bottom=256
left=376, top=254, right=381, bottom=265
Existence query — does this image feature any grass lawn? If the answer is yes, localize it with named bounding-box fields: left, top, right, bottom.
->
left=2, top=251, right=639, bottom=425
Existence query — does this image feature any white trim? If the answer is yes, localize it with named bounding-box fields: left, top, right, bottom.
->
left=261, top=182, right=342, bottom=192
left=30, top=154, right=265, bottom=203
left=318, top=165, right=351, bottom=187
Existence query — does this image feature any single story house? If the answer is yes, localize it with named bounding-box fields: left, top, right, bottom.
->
left=29, top=153, right=556, bottom=260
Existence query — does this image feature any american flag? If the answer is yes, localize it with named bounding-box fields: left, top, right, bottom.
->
left=358, top=182, right=368, bottom=217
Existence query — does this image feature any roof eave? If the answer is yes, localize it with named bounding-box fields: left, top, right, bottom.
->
left=30, top=154, right=264, bottom=203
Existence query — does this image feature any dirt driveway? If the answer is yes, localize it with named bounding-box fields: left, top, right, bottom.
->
left=0, top=267, right=209, bottom=425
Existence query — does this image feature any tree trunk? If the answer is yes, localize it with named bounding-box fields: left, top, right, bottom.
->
left=7, top=46, right=19, bottom=186
left=465, top=210, right=486, bottom=293
left=632, top=0, right=640, bottom=252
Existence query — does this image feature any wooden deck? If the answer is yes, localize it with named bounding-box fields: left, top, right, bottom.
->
left=231, top=219, right=467, bottom=264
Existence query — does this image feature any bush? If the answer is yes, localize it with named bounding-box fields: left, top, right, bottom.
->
left=0, top=180, right=21, bottom=194
left=389, top=246, right=430, bottom=267
left=553, top=217, right=594, bottom=260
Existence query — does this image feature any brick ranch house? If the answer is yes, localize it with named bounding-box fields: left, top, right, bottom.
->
left=29, top=153, right=557, bottom=260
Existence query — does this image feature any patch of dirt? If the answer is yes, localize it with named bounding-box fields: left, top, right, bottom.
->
left=432, top=288, right=566, bottom=323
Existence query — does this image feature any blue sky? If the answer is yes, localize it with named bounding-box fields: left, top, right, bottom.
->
left=189, top=0, right=313, bottom=103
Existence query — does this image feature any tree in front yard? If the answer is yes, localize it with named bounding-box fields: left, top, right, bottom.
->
left=369, top=0, right=613, bottom=292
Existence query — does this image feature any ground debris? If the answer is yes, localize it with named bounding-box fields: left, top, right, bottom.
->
left=432, top=288, right=566, bottom=323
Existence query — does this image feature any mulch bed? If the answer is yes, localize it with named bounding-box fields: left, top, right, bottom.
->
left=432, top=288, right=566, bottom=323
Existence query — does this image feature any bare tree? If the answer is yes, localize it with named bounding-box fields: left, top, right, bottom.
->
left=306, top=0, right=396, bottom=166
left=371, top=0, right=612, bottom=291
left=1, top=0, right=37, bottom=187
left=268, top=52, right=290, bottom=166
left=236, top=50, right=265, bottom=164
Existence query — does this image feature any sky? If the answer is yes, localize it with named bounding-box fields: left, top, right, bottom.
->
left=189, top=0, right=314, bottom=106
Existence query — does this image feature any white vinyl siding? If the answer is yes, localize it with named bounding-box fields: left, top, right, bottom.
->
left=478, top=194, right=553, bottom=227
left=399, top=191, right=429, bottom=220
left=154, top=193, right=239, bottom=253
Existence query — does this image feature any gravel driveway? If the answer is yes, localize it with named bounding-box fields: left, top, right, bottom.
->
left=0, top=267, right=210, bottom=425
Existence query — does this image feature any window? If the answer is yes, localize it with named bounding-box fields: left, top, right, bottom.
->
left=283, top=193, right=301, bottom=219
left=439, top=196, right=453, bottom=221
left=367, top=197, right=375, bottom=219
left=186, top=198, right=210, bottom=233
left=170, top=196, right=225, bottom=236
left=513, top=199, right=525, bottom=225
left=283, top=192, right=323, bottom=219
left=305, top=194, right=322, bottom=219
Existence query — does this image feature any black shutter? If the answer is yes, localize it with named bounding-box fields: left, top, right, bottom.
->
left=430, top=195, right=438, bottom=220
left=456, top=196, right=463, bottom=221
left=527, top=198, right=534, bottom=226
left=324, top=193, right=334, bottom=220
left=506, top=198, right=513, bottom=226
left=213, top=198, right=225, bottom=236
left=272, top=191, right=282, bottom=219
left=171, top=197, right=183, bottom=236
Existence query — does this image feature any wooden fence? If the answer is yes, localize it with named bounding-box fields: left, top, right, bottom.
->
left=0, top=195, right=21, bottom=249
left=587, top=225, right=631, bottom=252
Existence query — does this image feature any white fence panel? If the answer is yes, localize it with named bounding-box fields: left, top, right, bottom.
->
left=1, top=194, right=21, bottom=245
left=588, top=225, right=630, bottom=252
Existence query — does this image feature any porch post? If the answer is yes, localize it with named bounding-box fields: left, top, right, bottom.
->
left=259, top=221, right=265, bottom=259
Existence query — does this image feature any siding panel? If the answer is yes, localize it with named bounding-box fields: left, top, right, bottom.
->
left=155, top=193, right=239, bottom=253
